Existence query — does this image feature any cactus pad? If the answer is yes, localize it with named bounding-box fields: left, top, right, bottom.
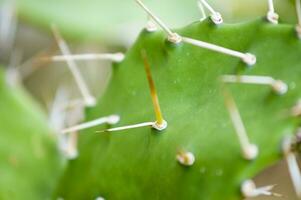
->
left=55, top=18, right=301, bottom=199
left=0, top=69, right=62, bottom=200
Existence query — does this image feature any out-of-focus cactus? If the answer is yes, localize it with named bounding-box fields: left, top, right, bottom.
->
left=0, top=69, right=62, bottom=199
left=16, top=0, right=295, bottom=43
left=2, top=0, right=301, bottom=199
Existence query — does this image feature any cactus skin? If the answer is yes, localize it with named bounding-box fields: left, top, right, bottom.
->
left=56, top=18, right=301, bottom=200
left=0, top=69, right=63, bottom=200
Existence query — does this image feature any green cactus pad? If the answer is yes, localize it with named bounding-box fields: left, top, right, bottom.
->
left=56, top=18, right=301, bottom=199
left=0, top=69, right=63, bottom=200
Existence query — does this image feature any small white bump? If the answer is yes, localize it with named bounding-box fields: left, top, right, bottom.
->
left=113, top=53, right=125, bottom=62
left=85, top=96, right=96, bottom=107
left=95, top=197, right=105, bottom=200
left=272, top=80, right=288, bottom=95
left=146, top=19, right=158, bottom=32
left=241, top=179, right=280, bottom=197
left=267, top=11, right=279, bottom=24
left=177, top=151, right=195, bottom=166
left=167, top=33, right=182, bottom=44
left=241, top=180, right=257, bottom=197
left=107, top=115, right=120, bottom=125
left=65, top=146, right=78, bottom=160
left=210, top=12, right=223, bottom=25
left=243, top=144, right=259, bottom=160
left=152, top=120, right=168, bottom=131
left=242, top=53, right=257, bottom=66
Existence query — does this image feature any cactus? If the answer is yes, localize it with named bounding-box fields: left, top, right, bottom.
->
left=0, top=69, right=62, bottom=199
left=2, top=0, right=301, bottom=200
left=51, top=1, right=301, bottom=199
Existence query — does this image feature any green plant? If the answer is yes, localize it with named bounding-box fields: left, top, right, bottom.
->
left=2, top=0, right=301, bottom=200
left=16, top=0, right=296, bottom=42
left=0, top=69, right=62, bottom=199
left=51, top=1, right=301, bottom=199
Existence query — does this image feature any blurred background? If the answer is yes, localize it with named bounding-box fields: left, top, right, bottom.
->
left=0, top=0, right=300, bottom=199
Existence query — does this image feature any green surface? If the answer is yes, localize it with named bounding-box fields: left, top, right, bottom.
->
left=0, top=69, right=63, bottom=200
left=56, top=18, right=301, bottom=199
left=16, top=0, right=296, bottom=42
left=17, top=0, right=199, bottom=42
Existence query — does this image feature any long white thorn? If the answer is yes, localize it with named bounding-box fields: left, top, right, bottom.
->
left=197, top=0, right=207, bottom=21
left=61, top=115, right=120, bottom=134
left=135, top=0, right=182, bottom=43
left=267, top=0, right=279, bottom=24
left=296, top=0, right=301, bottom=38
left=51, top=24, right=96, bottom=107
left=97, top=121, right=156, bottom=133
left=48, top=53, right=125, bottom=63
left=223, top=88, right=258, bottom=160
left=221, top=75, right=288, bottom=95
left=283, top=136, right=301, bottom=198
left=200, top=0, right=223, bottom=24
left=182, top=37, right=256, bottom=66
left=241, top=180, right=282, bottom=198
